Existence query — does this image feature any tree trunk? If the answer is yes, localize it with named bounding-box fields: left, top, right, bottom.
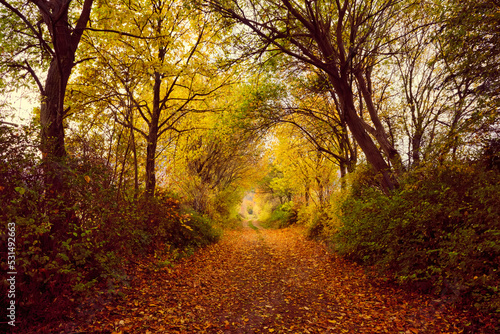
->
left=117, top=129, right=129, bottom=197
left=37, top=0, right=93, bottom=160
left=304, top=181, right=310, bottom=206
left=39, top=58, right=74, bottom=238
left=339, top=161, right=347, bottom=190
left=316, top=176, right=324, bottom=205
left=411, top=132, right=422, bottom=167
left=40, top=59, right=68, bottom=160
left=145, top=71, right=161, bottom=197
left=145, top=133, right=158, bottom=196
left=125, top=103, right=139, bottom=199
left=132, top=124, right=139, bottom=199
left=33, top=0, right=94, bottom=237
left=332, top=76, right=398, bottom=192
left=355, top=72, right=403, bottom=173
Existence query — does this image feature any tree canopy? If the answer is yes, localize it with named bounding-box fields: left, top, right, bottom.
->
left=1, top=0, right=499, bottom=330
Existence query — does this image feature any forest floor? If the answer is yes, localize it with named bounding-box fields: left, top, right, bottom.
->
left=31, top=222, right=497, bottom=333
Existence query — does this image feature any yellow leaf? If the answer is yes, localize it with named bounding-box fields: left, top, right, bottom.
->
left=84, top=175, right=91, bottom=183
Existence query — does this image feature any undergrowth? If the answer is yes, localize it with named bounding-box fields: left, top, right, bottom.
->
left=259, top=201, right=296, bottom=229
left=0, top=123, right=221, bottom=330
left=335, top=162, right=500, bottom=317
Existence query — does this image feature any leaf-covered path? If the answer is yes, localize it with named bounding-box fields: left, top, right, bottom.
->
left=39, top=224, right=494, bottom=333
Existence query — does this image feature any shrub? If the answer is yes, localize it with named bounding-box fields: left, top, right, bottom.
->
left=0, top=124, right=223, bottom=328
left=303, top=190, right=346, bottom=241
left=335, top=162, right=500, bottom=315
left=261, top=201, right=296, bottom=228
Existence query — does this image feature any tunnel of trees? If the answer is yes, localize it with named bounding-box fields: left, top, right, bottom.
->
left=1, top=0, right=499, bottom=330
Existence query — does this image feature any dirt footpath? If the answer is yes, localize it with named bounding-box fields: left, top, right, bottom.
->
left=33, top=226, right=497, bottom=333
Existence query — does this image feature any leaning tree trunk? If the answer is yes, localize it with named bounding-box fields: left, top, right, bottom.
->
left=355, top=72, right=403, bottom=174
left=333, top=77, right=398, bottom=192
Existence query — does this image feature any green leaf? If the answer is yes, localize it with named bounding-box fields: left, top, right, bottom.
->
left=58, top=253, right=70, bottom=262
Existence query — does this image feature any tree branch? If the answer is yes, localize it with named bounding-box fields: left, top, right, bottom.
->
left=0, top=0, right=54, bottom=56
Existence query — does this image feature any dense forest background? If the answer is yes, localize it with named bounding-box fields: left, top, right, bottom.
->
left=1, top=0, right=499, bottom=329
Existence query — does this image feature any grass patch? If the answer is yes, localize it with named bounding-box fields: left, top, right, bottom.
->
left=248, top=221, right=259, bottom=231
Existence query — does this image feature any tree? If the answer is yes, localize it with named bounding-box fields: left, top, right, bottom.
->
left=0, top=0, right=94, bottom=160
left=71, top=0, right=231, bottom=196
left=439, top=0, right=500, bottom=106
left=171, top=100, right=265, bottom=217
left=277, top=68, right=358, bottom=183
left=388, top=4, right=448, bottom=167
left=434, top=0, right=500, bottom=158
left=0, top=0, right=94, bottom=238
left=383, top=0, right=500, bottom=165
left=269, top=123, right=338, bottom=207
left=207, top=0, right=406, bottom=191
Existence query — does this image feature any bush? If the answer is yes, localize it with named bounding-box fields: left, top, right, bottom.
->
left=302, top=190, right=346, bottom=241
left=335, top=162, right=500, bottom=316
left=0, top=124, right=222, bottom=328
left=261, top=201, right=296, bottom=228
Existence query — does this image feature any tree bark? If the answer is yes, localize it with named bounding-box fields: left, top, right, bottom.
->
left=332, top=76, right=398, bottom=192
left=355, top=72, right=403, bottom=173
left=411, top=132, right=422, bottom=167
left=31, top=0, right=94, bottom=237
left=304, top=181, right=310, bottom=206
left=131, top=122, right=139, bottom=199
left=35, top=0, right=94, bottom=160
left=40, top=59, right=69, bottom=159
left=145, top=71, right=162, bottom=197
